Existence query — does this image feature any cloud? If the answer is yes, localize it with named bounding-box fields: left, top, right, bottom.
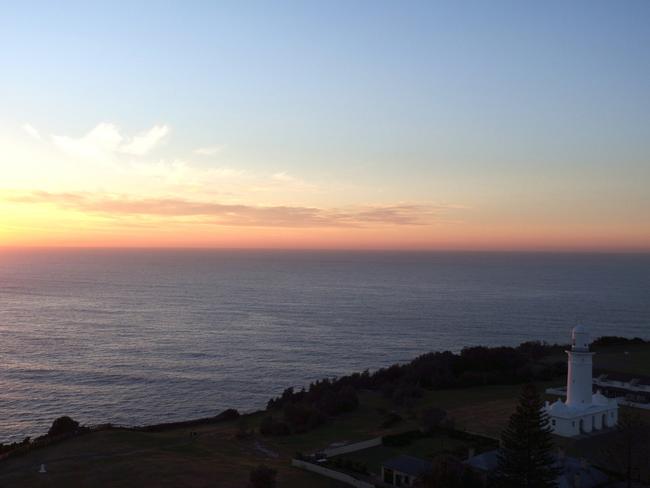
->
left=51, top=123, right=169, bottom=160
left=22, top=123, right=42, bottom=140
left=6, top=191, right=456, bottom=228
left=194, top=145, right=225, bottom=156
left=52, top=123, right=123, bottom=159
left=121, top=125, right=170, bottom=155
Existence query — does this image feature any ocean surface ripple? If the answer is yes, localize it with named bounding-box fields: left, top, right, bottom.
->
left=1, top=249, right=649, bottom=442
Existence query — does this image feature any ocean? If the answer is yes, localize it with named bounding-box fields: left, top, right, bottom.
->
left=1, top=249, right=649, bottom=442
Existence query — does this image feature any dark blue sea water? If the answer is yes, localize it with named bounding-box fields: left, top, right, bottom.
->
left=1, top=249, right=649, bottom=442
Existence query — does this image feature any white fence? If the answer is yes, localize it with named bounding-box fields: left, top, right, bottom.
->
left=291, top=459, right=376, bottom=488
left=321, top=437, right=382, bottom=457
left=618, top=398, right=650, bottom=410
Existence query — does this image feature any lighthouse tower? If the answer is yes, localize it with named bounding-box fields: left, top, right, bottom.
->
left=545, top=325, right=618, bottom=437
left=566, top=324, right=594, bottom=407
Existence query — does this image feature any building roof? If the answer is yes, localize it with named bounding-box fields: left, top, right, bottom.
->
left=558, top=456, right=609, bottom=488
left=382, top=455, right=432, bottom=476
left=466, top=450, right=609, bottom=488
left=466, top=450, right=498, bottom=471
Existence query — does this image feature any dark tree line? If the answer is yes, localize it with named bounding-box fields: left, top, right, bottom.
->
left=263, top=340, right=573, bottom=435
left=263, top=336, right=642, bottom=436
left=592, top=336, right=647, bottom=347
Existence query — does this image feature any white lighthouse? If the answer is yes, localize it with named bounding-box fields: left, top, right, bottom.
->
left=566, top=324, right=594, bottom=407
left=545, top=325, right=618, bottom=437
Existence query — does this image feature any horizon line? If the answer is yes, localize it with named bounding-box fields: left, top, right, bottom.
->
left=2, top=245, right=650, bottom=255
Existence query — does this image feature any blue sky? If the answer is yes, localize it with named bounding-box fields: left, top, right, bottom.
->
left=1, top=1, right=649, bottom=249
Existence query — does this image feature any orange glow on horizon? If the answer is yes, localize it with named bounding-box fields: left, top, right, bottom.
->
left=2, top=210, right=649, bottom=252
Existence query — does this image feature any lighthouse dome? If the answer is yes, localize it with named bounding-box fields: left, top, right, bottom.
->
left=572, top=324, right=587, bottom=334
left=572, top=324, right=590, bottom=351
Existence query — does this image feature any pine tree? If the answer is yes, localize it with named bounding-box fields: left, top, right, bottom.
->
left=495, top=383, right=560, bottom=488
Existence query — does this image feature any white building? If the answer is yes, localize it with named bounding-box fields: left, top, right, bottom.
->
left=545, top=325, right=618, bottom=437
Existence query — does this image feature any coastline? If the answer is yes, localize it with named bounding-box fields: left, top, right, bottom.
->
left=3, top=334, right=646, bottom=451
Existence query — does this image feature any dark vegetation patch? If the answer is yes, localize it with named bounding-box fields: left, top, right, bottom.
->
left=263, top=339, right=584, bottom=436
left=592, top=336, right=647, bottom=347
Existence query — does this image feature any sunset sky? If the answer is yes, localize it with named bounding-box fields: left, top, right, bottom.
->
left=1, top=1, right=649, bottom=250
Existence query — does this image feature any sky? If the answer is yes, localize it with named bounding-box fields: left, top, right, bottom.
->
left=1, top=1, right=649, bottom=250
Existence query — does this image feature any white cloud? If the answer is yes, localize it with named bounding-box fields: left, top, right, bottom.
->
left=22, top=123, right=42, bottom=140
left=51, top=123, right=169, bottom=160
left=121, top=124, right=170, bottom=155
left=194, top=145, right=225, bottom=156
left=15, top=122, right=320, bottom=201
left=52, top=123, right=123, bottom=160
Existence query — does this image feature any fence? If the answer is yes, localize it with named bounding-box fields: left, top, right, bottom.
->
left=291, top=459, right=376, bottom=488
left=321, top=437, right=382, bottom=457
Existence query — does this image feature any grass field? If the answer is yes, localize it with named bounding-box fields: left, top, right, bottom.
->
left=0, top=423, right=346, bottom=488
left=0, top=382, right=535, bottom=487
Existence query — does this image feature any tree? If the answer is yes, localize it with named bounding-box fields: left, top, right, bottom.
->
left=249, top=464, right=277, bottom=488
left=48, top=416, right=80, bottom=437
left=495, top=384, right=560, bottom=487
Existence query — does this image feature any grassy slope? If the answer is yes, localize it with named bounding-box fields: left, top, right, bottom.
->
left=0, top=383, right=534, bottom=488
left=0, top=421, right=346, bottom=488
left=1, top=343, right=648, bottom=487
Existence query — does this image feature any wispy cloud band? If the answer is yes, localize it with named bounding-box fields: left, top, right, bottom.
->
left=6, top=191, right=459, bottom=228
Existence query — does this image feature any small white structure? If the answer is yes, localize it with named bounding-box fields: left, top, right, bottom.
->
left=545, top=325, right=618, bottom=437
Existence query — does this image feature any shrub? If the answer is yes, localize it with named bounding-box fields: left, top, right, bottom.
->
left=259, top=416, right=290, bottom=436
left=214, top=408, right=240, bottom=422
left=381, top=412, right=403, bottom=428
left=48, top=416, right=80, bottom=437
left=283, top=403, right=326, bottom=432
